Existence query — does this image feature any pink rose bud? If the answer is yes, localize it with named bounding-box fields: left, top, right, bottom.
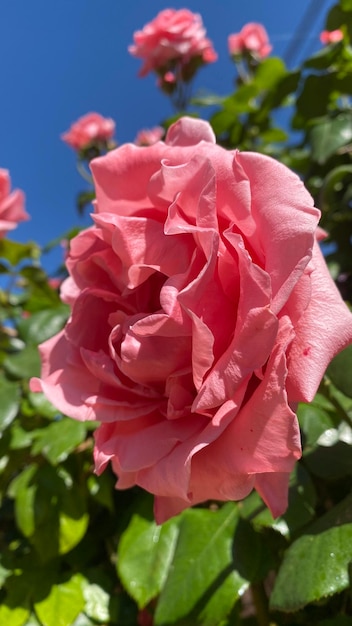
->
left=134, top=127, right=165, bottom=147
left=0, top=169, right=29, bottom=238
left=61, top=112, right=116, bottom=151
left=129, top=9, right=217, bottom=77
left=228, top=22, right=272, bottom=59
left=320, top=29, right=343, bottom=44
left=31, top=117, right=352, bottom=524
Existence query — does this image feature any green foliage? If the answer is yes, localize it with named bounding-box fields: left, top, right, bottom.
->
left=1, top=1, right=352, bottom=624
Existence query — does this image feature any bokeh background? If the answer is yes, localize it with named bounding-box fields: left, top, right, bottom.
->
left=2, top=0, right=334, bottom=271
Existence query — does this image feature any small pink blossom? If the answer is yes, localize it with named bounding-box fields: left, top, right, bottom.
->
left=135, top=127, right=164, bottom=146
left=61, top=113, right=116, bottom=151
left=129, top=9, right=217, bottom=79
left=163, top=71, right=176, bottom=84
left=0, top=169, right=29, bottom=238
left=228, top=23, right=272, bottom=59
left=320, top=29, right=343, bottom=45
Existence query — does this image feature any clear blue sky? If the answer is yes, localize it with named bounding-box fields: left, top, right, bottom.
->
left=2, top=0, right=334, bottom=273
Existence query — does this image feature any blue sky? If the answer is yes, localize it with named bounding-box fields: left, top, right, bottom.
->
left=2, top=0, right=334, bottom=273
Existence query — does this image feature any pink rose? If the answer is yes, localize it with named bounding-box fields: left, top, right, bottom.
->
left=0, top=169, right=29, bottom=238
left=129, top=9, right=217, bottom=78
left=31, top=117, right=352, bottom=524
left=228, top=23, right=272, bottom=59
left=135, top=126, right=164, bottom=146
left=320, top=29, right=343, bottom=45
left=61, top=113, right=115, bottom=151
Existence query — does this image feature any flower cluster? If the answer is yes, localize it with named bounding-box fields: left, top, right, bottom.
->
left=31, top=117, right=352, bottom=523
left=0, top=169, right=28, bottom=238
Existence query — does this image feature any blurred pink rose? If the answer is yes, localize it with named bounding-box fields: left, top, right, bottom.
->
left=48, top=277, right=63, bottom=290
left=61, top=112, right=115, bottom=150
left=320, top=29, right=343, bottom=44
left=135, top=127, right=164, bottom=146
left=228, top=23, right=272, bottom=58
left=31, top=117, right=352, bottom=523
left=0, top=169, right=29, bottom=238
left=129, top=9, right=217, bottom=78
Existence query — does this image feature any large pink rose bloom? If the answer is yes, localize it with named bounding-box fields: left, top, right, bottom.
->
left=228, top=23, right=272, bottom=59
left=31, top=117, right=352, bottom=523
left=129, top=9, right=217, bottom=77
left=0, top=169, right=29, bottom=237
left=61, top=112, right=115, bottom=151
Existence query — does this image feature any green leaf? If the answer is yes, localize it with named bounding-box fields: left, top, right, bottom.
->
left=87, top=472, right=115, bottom=512
left=27, top=391, right=61, bottom=419
left=10, top=464, right=38, bottom=537
left=118, top=513, right=179, bottom=609
left=10, top=464, right=88, bottom=560
left=0, top=603, right=30, bottom=626
left=10, top=422, right=33, bottom=449
left=58, top=485, right=89, bottom=555
left=231, top=517, right=275, bottom=583
left=293, top=73, right=336, bottom=129
left=341, top=0, right=352, bottom=11
left=34, top=574, right=85, bottom=626
left=270, top=524, right=352, bottom=611
left=260, top=128, right=287, bottom=144
left=0, top=239, right=40, bottom=266
left=228, top=84, right=259, bottom=113
left=326, top=344, right=352, bottom=397
left=253, top=57, right=287, bottom=91
left=304, top=433, right=352, bottom=479
left=17, top=305, right=69, bottom=345
left=19, top=265, right=61, bottom=312
left=320, top=164, right=352, bottom=213
left=307, top=492, right=352, bottom=535
left=210, top=110, right=239, bottom=136
left=260, top=69, right=300, bottom=111
left=0, top=376, right=20, bottom=431
left=3, top=344, right=41, bottom=379
left=298, top=398, right=335, bottom=449
left=305, top=43, right=343, bottom=70
left=281, top=464, right=317, bottom=535
left=155, top=504, right=248, bottom=626
left=31, top=417, right=86, bottom=464
left=309, top=112, right=352, bottom=164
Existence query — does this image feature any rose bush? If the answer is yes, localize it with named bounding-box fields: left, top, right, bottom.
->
left=31, top=117, right=352, bottom=523
left=61, top=112, right=116, bottom=150
left=0, top=169, right=28, bottom=237
left=228, top=22, right=272, bottom=59
left=129, top=9, right=217, bottom=81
